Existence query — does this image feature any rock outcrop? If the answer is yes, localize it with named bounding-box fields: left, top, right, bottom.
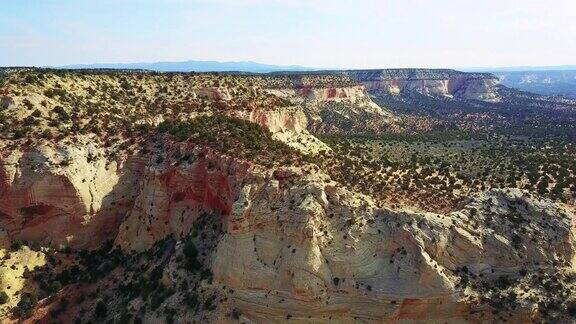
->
left=2, top=138, right=573, bottom=322
left=211, top=175, right=575, bottom=322
left=0, top=69, right=575, bottom=323
left=0, top=141, right=139, bottom=248
left=260, top=73, right=398, bottom=135
left=0, top=96, right=14, bottom=110
left=240, top=107, right=331, bottom=154
left=194, top=87, right=233, bottom=101
left=266, top=85, right=388, bottom=116
left=344, top=69, right=501, bottom=102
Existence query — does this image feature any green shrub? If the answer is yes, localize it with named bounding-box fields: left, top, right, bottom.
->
left=24, top=74, right=39, bottom=85
left=184, top=292, right=199, bottom=310
left=10, top=239, right=23, bottom=251
left=52, top=106, right=70, bottom=121
left=48, top=280, right=62, bottom=294
left=183, top=241, right=202, bottom=272
left=158, top=114, right=299, bottom=166
left=14, top=293, right=38, bottom=318
left=0, top=291, right=9, bottom=304
left=94, top=300, right=107, bottom=318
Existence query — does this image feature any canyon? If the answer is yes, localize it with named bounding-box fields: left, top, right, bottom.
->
left=0, top=68, right=575, bottom=323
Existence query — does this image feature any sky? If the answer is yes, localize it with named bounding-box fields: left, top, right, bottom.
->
left=1, top=0, right=575, bottom=69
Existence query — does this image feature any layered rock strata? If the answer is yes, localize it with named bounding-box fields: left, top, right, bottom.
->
left=1, top=140, right=574, bottom=322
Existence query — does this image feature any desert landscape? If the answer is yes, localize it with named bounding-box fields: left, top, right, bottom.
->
left=2, top=0, right=576, bottom=322
left=0, top=67, right=574, bottom=323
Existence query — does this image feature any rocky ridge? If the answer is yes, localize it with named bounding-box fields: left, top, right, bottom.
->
left=1, top=136, right=575, bottom=323
left=344, top=69, right=501, bottom=102
left=0, top=68, right=574, bottom=323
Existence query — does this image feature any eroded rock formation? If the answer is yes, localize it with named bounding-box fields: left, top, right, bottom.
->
left=0, top=69, right=574, bottom=323
left=1, top=138, right=574, bottom=322
left=345, top=69, right=501, bottom=102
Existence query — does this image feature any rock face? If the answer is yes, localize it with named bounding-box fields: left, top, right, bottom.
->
left=2, top=138, right=574, bottom=322
left=115, top=145, right=252, bottom=251
left=0, top=142, right=136, bottom=248
left=0, top=96, right=14, bottom=110
left=344, top=69, right=501, bottom=102
left=258, top=70, right=501, bottom=135
left=267, top=85, right=387, bottom=115
left=212, top=177, right=575, bottom=322
left=240, top=107, right=331, bottom=154
left=0, top=69, right=574, bottom=323
left=261, top=74, right=398, bottom=135
left=194, top=87, right=233, bottom=101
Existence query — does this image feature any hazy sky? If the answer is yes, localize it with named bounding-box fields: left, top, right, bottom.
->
left=1, top=0, right=575, bottom=69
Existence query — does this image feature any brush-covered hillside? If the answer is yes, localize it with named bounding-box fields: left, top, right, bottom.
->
left=0, top=68, right=575, bottom=323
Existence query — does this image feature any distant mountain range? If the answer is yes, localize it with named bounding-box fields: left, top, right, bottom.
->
left=59, top=60, right=317, bottom=73
left=59, top=61, right=576, bottom=74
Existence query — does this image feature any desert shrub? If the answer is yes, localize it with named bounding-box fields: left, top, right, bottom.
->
left=0, top=291, right=9, bottom=304
left=511, top=233, right=522, bottom=250
left=13, top=293, right=38, bottom=318
left=52, top=106, right=70, bottom=121
left=10, top=239, right=24, bottom=251
left=568, top=301, right=576, bottom=317
left=184, top=292, right=199, bottom=310
left=183, top=241, right=202, bottom=272
left=22, top=99, right=33, bottom=110
left=48, top=280, right=62, bottom=294
left=94, top=300, right=107, bottom=318
left=23, top=115, right=39, bottom=126
left=158, top=114, right=300, bottom=166
left=203, top=294, right=216, bottom=311
left=40, top=129, right=52, bottom=139
left=12, top=128, right=27, bottom=139
left=24, top=74, right=39, bottom=84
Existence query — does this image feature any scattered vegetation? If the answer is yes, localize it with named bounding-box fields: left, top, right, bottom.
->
left=2, top=68, right=576, bottom=322
left=0, top=292, right=9, bottom=305
left=158, top=115, right=301, bottom=166
left=16, top=212, right=225, bottom=323
left=0, top=69, right=291, bottom=150
left=458, top=267, right=576, bottom=323
left=13, top=293, right=38, bottom=318
left=319, top=132, right=575, bottom=212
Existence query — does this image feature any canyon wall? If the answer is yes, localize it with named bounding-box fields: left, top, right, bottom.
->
left=344, top=69, right=501, bottom=102
left=239, top=107, right=331, bottom=154
left=0, top=142, right=138, bottom=248
left=1, top=69, right=574, bottom=322
left=1, top=139, right=574, bottom=322
left=266, top=85, right=388, bottom=116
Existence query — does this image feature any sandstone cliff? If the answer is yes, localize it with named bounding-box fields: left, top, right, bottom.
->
left=238, top=107, right=331, bottom=154
left=0, top=69, right=575, bottom=323
left=1, top=138, right=574, bottom=323
left=344, top=69, right=501, bottom=102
